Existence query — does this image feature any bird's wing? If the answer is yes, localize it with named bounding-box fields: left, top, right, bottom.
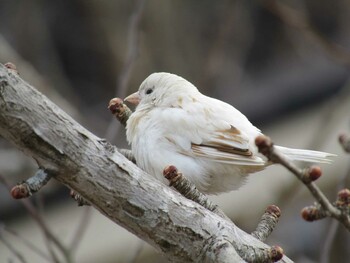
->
left=160, top=95, right=265, bottom=166
left=191, top=125, right=265, bottom=166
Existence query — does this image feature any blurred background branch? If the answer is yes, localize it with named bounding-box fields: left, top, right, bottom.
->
left=105, top=0, right=146, bottom=143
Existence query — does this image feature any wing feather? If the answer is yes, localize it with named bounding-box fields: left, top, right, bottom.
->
left=158, top=93, right=265, bottom=166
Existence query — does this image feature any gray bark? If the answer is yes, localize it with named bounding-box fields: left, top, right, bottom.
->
left=0, top=64, right=293, bottom=262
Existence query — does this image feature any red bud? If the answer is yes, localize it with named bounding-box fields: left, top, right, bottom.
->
left=269, top=246, right=284, bottom=262
left=11, top=185, right=29, bottom=199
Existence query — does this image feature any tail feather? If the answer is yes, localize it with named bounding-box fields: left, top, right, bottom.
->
left=275, top=146, right=336, bottom=164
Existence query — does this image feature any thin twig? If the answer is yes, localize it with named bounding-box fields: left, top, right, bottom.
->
left=256, top=135, right=350, bottom=231
left=321, top=155, right=350, bottom=262
left=108, top=98, right=133, bottom=128
left=275, top=78, right=350, bottom=211
left=34, top=193, right=61, bottom=263
left=21, top=199, right=72, bottom=263
left=10, top=169, right=53, bottom=199
left=163, top=165, right=231, bottom=222
left=0, top=174, right=73, bottom=263
left=320, top=220, right=339, bottom=263
left=251, top=205, right=281, bottom=242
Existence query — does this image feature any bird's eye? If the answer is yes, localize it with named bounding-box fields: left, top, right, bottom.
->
left=145, top=88, right=153, bottom=95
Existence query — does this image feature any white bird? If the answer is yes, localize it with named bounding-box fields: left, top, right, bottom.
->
left=124, top=72, right=333, bottom=194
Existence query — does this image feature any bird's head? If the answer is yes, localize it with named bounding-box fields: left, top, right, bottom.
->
left=124, top=72, right=199, bottom=110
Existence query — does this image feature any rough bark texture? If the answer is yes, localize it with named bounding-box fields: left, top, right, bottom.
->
left=0, top=64, right=292, bottom=262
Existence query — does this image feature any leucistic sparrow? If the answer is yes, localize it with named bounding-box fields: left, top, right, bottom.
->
left=124, top=72, right=333, bottom=194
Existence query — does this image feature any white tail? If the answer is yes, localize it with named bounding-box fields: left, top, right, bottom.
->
left=275, top=146, right=336, bottom=164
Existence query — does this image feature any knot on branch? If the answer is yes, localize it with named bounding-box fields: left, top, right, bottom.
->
left=70, top=190, right=91, bottom=206
left=235, top=243, right=284, bottom=262
left=268, top=246, right=284, bottom=262
left=4, top=62, right=19, bottom=74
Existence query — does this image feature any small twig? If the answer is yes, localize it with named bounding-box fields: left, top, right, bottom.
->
left=256, top=135, right=350, bottom=231
left=301, top=189, right=350, bottom=222
left=108, top=98, right=133, bottom=127
left=320, top=164, right=350, bottom=262
left=163, top=165, right=231, bottom=222
left=35, top=194, right=61, bottom=263
left=107, top=98, right=135, bottom=162
left=10, top=169, right=53, bottom=199
left=251, top=205, right=281, bottom=242
left=0, top=174, right=73, bottom=263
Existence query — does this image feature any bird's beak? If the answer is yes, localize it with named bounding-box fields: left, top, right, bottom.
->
left=124, top=92, right=141, bottom=105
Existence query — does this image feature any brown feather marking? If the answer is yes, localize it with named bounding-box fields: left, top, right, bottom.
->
left=191, top=143, right=253, bottom=157
left=191, top=124, right=253, bottom=156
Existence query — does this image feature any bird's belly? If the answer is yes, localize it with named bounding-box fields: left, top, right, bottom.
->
left=133, top=135, right=265, bottom=194
left=130, top=117, right=265, bottom=194
left=133, top=136, right=206, bottom=188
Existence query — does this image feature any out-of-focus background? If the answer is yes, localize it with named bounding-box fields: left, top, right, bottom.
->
left=0, top=0, right=349, bottom=262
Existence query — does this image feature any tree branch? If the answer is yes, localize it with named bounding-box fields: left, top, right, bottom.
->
left=0, top=64, right=292, bottom=262
left=255, top=135, right=350, bottom=231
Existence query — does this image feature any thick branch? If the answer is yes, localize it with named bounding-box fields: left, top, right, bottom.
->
left=0, top=64, right=292, bottom=262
